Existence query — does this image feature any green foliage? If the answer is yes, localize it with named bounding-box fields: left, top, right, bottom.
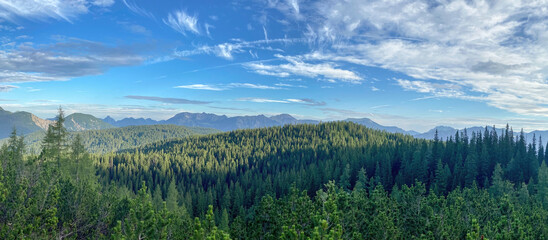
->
left=2, top=120, right=548, bottom=239
left=2, top=124, right=220, bottom=154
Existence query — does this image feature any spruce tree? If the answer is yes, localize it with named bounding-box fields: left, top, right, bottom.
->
left=353, top=167, right=368, bottom=192
left=166, top=179, right=179, bottom=212
left=41, top=107, right=68, bottom=167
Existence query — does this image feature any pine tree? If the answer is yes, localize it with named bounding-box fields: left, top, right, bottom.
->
left=192, top=205, right=231, bottom=240
left=517, top=182, right=529, bottom=204
left=70, top=134, right=95, bottom=184
left=126, top=183, right=157, bottom=240
left=6, top=128, right=25, bottom=173
left=339, top=163, right=351, bottom=191
left=353, top=167, right=368, bottom=192
left=4, top=129, right=25, bottom=191
left=0, top=156, right=5, bottom=203
left=153, top=184, right=163, bottom=211
left=465, top=218, right=482, bottom=240
left=433, top=160, right=449, bottom=195
left=464, top=152, right=478, bottom=187
left=166, top=179, right=179, bottom=212
left=539, top=137, right=545, bottom=166
left=490, top=164, right=514, bottom=198
left=220, top=208, right=230, bottom=231
left=537, top=162, right=548, bottom=207
left=41, top=107, right=68, bottom=168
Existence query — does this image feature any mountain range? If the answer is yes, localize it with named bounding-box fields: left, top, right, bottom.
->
left=103, top=112, right=317, bottom=131
left=0, top=107, right=115, bottom=139
left=1, top=106, right=547, bottom=144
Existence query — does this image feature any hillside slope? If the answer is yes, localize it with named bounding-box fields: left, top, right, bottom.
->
left=0, top=107, right=52, bottom=138
left=3, top=124, right=219, bottom=154
left=64, top=113, right=115, bottom=131
left=4, top=121, right=548, bottom=239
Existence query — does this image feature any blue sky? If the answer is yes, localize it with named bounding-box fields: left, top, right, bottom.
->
left=1, top=0, right=548, bottom=132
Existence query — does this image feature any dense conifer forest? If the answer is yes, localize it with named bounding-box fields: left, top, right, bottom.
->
left=2, top=109, right=548, bottom=239
left=0, top=124, right=219, bottom=154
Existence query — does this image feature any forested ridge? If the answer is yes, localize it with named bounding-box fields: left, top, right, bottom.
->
left=2, top=109, right=548, bottom=239
left=0, top=124, right=219, bottom=154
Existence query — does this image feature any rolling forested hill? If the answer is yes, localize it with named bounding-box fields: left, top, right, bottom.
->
left=2, top=117, right=548, bottom=239
left=63, top=113, right=115, bottom=131
left=0, top=124, right=219, bottom=154
left=0, top=108, right=116, bottom=139
left=95, top=121, right=548, bottom=239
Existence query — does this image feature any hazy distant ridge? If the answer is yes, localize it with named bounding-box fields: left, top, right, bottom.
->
left=1, top=106, right=547, bottom=143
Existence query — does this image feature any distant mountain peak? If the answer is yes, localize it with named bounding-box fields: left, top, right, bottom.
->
left=64, top=113, right=114, bottom=131
left=433, top=126, right=456, bottom=131
left=271, top=113, right=296, bottom=119
left=275, top=113, right=293, bottom=117
left=345, top=117, right=415, bottom=135
left=103, top=116, right=116, bottom=124
left=346, top=117, right=375, bottom=123
left=270, top=114, right=298, bottom=125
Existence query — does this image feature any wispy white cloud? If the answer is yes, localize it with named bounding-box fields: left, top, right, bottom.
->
left=371, top=104, right=389, bottom=109
left=171, top=38, right=299, bottom=60
left=249, top=50, right=258, bottom=59
left=204, top=23, right=213, bottom=37
left=0, top=24, right=22, bottom=32
left=237, top=97, right=325, bottom=106
left=263, top=26, right=269, bottom=44
left=263, top=0, right=302, bottom=20
left=175, top=83, right=282, bottom=91
left=0, top=71, right=62, bottom=83
left=175, top=84, right=224, bottom=91
left=122, top=0, right=155, bottom=19
left=237, top=97, right=288, bottom=103
left=274, top=82, right=307, bottom=88
left=15, top=35, right=31, bottom=40
left=245, top=54, right=363, bottom=83
left=125, top=95, right=210, bottom=104
left=287, top=0, right=299, bottom=14
left=0, top=84, right=17, bottom=92
left=92, top=0, right=114, bottom=7
left=26, top=87, right=40, bottom=92
left=118, top=21, right=150, bottom=35
left=396, top=79, right=467, bottom=99
left=275, top=83, right=292, bottom=87
left=229, top=83, right=280, bottom=90
left=0, top=0, right=89, bottom=22
left=286, top=98, right=325, bottom=106
left=163, top=9, right=200, bottom=36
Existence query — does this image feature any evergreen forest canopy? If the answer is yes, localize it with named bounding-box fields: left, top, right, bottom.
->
left=0, top=124, right=220, bottom=154
left=1, top=109, right=548, bottom=239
